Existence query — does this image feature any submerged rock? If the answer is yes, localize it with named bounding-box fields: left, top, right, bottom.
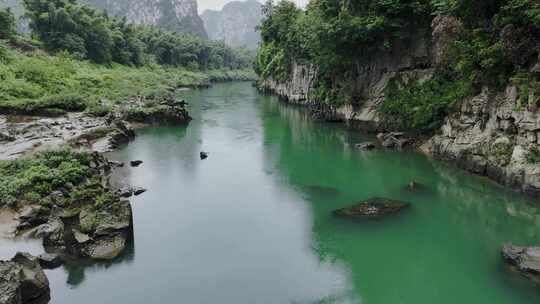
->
left=0, top=252, right=51, bottom=304
left=130, top=160, right=143, bottom=167
left=502, top=244, right=540, bottom=284
left=355, top=142, right=376, bottom=150
left=377, top=132, right=411, bottom=149
left=333, top=198, right=410, bottom=219
left=303, top=185, right=340, bottom=196
left=37, top=253, right=63, bottom=270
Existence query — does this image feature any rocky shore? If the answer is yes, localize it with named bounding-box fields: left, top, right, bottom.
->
left=257, top=16, right=540, bottom=197
left=0, top=91, right=192, bottom=303
left=0, top=93, right=190, bottom=160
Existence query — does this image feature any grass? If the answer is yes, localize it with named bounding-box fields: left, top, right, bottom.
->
left=0, top=149, right=91, bottom=207
left=0, top=40, right=257, bottom=115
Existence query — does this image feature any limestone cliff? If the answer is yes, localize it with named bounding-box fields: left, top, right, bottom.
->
left=259, top=17, right=540, bottom=195
left=201, top=0, right=261, bottom=49
left=84, top=0, right=207, bottom=38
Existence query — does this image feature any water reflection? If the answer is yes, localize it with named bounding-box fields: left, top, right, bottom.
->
left=260, top=93, right=540, bottom=303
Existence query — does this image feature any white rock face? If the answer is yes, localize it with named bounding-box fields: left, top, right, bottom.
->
left=201, top=0, right=262, bottom=49
left=259, top=17, right=540, bottom=194
left=84, top=0, right=207, bottom=37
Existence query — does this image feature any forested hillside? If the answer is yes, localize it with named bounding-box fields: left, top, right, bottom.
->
left=0, top=0, right=255, bottom=115
left=256, top=0, right=540, bottom=195
left=257, top=0, right=540, bottom=130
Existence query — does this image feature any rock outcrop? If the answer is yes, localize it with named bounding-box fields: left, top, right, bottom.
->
left=333, top=198, right=410, bottom=219
left=83, top=0, right=207, bottom=38
left=17, top=153, right=134, bottom=261
left=259, top=25, right=433, bottom=129
left=201, top=0, right=262, bottom=49
left=502, top=244, right=540, bottom=284
left=423, top=86, right=540, bottom=194
left=259, top=16, right=540, bottom=195
left=0, top=253, right=50, bottom=304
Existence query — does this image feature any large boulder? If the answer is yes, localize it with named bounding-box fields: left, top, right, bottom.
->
left=333, top=198, right=410, bottom=219
left=502, top=244, right=540, bottom=284
left=0, top=253, right=51, bottom=304
left=77, top=200, right=132, bottom=260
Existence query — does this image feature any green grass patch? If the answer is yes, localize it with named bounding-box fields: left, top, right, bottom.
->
left=0, top=42, right=256, bottom=116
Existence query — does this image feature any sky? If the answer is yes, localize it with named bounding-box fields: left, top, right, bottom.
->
left=198, top=0, right=309, bottom=13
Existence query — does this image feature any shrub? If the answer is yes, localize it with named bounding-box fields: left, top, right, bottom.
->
left=0, top=8, right=16, bottom=40
left=379, top=75, right=472, bottom=131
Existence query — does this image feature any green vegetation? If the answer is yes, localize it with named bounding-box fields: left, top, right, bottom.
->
left=0, top=148, right=123, bottom=212
left=256, top=0, right=540, bottom=130
left=0, top=149, right=91, bottom=206
left=526, top=147, right=540, bottom=164
left=0, top=7, right=15, bottom=39
left=0, top=0, right=256, bottom=116
left=0, top=41, right=255, bottom=115
left=379, top=76, right=472, bottom=130
left=22, top=0, right=252, bottom=68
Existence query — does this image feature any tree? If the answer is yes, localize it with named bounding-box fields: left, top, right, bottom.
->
left=0, top=8, right=16, bottom=39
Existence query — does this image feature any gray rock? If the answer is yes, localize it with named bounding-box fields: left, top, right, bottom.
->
left=6, top=252, right=51, bottom=304
left=37, top=253, right=63, bottom=270
left=333, top=198, right=410, bottom=219
left=82, top=235, right=127, bottom=260
left=17, top=206, right=49, bottom=230
left=73, top=229, right=91, bottom=244
left=355, top=142, right=375, bottom=150
left=133, top=187, right=147, bottom=196
left=502, top=244, right=540, bottom=284
left=130, top=160, right=143, bottom=167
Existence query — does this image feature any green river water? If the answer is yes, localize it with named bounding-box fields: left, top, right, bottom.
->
left=2, top=81, right=540, bottom=303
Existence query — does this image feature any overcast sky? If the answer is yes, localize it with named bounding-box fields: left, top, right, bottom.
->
left=198, top=0, right=309, bottom=13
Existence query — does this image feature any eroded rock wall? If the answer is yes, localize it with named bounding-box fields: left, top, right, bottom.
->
left=259, top=16, right=540, bottom=195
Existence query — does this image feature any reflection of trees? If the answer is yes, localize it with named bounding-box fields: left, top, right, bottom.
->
left=260, top=95, right=540, bottom=303
left=64, top=228, right=135, bottom=287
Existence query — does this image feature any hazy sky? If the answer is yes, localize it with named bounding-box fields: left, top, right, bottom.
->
left=198, top=0, right=309, bottom=13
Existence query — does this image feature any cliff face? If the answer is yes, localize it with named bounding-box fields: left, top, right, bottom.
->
left=1, top=0, right=208, bottom=37
left=200, top=0, right=261, bottom=49
left=259, top=17, right=540, bottom=195
left=83, top=0, right=208, bottom=38
left=260, top=25, right=434, bottom=129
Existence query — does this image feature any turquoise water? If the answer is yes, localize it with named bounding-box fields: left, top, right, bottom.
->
left=2, top=81, right=540, bottom=303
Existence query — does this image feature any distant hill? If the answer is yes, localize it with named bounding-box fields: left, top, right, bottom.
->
left=83, top=0, right=208, bottom=38
left=201, top=0, right=262, bottom=50
left=0, top=0, right=208, bottom=38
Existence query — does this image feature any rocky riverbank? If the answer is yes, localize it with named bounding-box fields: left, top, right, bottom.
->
left=0, top=93, right=191, bottom=160
left=257, top=16, right=540, bottom=197
left=0, top=90, right=192, bottom=303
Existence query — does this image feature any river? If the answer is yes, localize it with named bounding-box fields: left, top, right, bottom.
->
left=2, top=81, right=540, bottom=303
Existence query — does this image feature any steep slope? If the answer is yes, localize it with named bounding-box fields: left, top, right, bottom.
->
left=256, top=1, right=540, bottom=195
left=84, top=0, right=207, bottom=38
left=201, top=0, right=261, bottom=49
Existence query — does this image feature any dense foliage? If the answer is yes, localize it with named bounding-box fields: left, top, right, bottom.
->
left=22, top=0, right=252, bottom=68
left=0, top=7, right=15, bottom=39
left=0, top=149, right=91, bottom=206
left=256, top=0, right=540, bottom=130
left=0, top=42, right=256, bottom=115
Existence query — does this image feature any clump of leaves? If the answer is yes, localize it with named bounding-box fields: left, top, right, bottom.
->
left=526, top=147, right=540, bottom=163
left=0, top=149, right=91, bottom=207
left=379, top=75, right=472, bottom=131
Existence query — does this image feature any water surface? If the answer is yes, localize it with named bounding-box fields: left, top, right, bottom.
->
left=2, top=82, right=540, bottom=303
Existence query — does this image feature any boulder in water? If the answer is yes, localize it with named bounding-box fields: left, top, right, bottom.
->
left=130, top=160, right=143, bottom=167
left=502, top=244, right=540, bottom=284
left=355, top=142, right=375, bottom=150
left=333, top=198, right=410, bottom=219
left=0, top=252, right=51, bottom=304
